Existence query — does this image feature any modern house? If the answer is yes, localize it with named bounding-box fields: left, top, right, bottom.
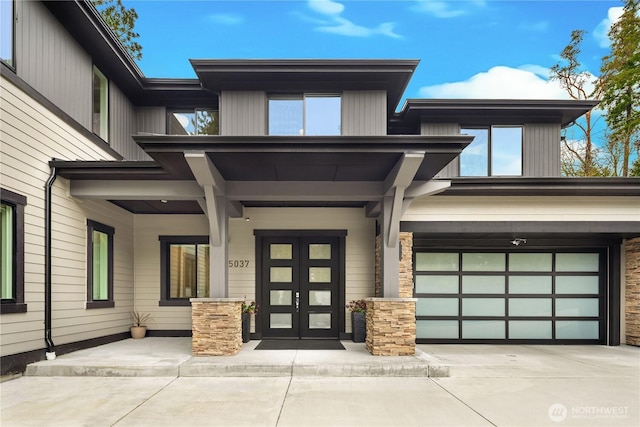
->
left=1, top=0, right=639, bottom=374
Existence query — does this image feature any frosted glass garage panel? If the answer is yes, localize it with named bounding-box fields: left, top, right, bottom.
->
left=556, top=320, right=599, bottom=339
left=270, top=290, right=292, bottom=305
left=417, top=320, right=459, bottom=339
left=415, top=275, right=458, bottom=294
left=270, top=313, right=292, bottom=329
left=416, top=298, right=458, bottom=316
left=509, top=299, right=552, bottom=317
left=556, top=276, right=599, bottom=294
left=556, top=253, right=599, bottom=272
left=509, top=321, right=552, bottom=339
left=462, top=298, right=505, bottom=316
left=556, top=298, right=599, bottom=317
left=509, top=276, right=552, bottom=294
left=462, top=253, right=505, bottom=271
left=509, top=253, right=552, bottom=272
left=462, top=320, right=505, bottom=339
left=416, top=253, right=458, bottom=271
left=462, top=276, right=504, bottom=294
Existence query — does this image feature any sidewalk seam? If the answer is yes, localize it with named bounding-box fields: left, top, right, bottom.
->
left=110, top=376, right=179, bottom=426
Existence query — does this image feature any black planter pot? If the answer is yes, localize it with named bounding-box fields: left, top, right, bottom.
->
left=351, top=311, right=366, bottom=342
left=242, top=312, right=251, bottom=343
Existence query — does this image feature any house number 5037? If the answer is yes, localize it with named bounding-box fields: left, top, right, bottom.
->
left=229, top=260, right=250, bottom=268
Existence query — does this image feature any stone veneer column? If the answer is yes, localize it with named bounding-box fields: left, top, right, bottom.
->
left=374, top=235, right=381, bottom=297
left=190, top=298, right=243, bottom=356
left=625, top=238, right=640, bottom=346
left=365, top=297, right=416, bottom=356
left=399, top=232, right=413, bottom=298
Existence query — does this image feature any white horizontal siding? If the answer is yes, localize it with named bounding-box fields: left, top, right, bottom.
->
left=403, top=196, right=640, bottom=222
left=1, top=76, right=134, bottom=357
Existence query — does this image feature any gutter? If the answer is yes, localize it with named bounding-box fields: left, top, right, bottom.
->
left=44, top=163, right=57, bottom=359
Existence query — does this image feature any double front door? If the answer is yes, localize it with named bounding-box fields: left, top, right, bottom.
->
left=261, top=236, right=341, bottom=339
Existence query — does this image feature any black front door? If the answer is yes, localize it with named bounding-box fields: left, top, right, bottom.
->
left=261, top=236, right=341, bottom=339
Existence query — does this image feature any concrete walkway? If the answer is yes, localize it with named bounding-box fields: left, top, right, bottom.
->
left=1, top=340, right=638, bottom=426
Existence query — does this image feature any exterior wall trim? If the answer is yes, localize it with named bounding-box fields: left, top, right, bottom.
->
left=402, top=221, right=640, bottom=236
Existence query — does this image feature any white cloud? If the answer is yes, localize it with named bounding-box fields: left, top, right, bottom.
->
left=308, top=0, right=344, bottom=16
left=316, top=17, right=401, bottom=38
left=412, top=0, right=485, bottom=19
left=418, top=66, right=571, bottom=99
left=207, top=13, right=244, bottom=25
left=307, top=0, right=401, bottom=38
left=593, top=7, right=623, bottom=48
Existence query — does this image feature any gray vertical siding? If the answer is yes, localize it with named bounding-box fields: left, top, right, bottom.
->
left=523, top=123, right=561, bottom=177
left=136, top=107, right=166, bottom=134
left=109, top=84, right=149, bottom=160
left=220, top=91, right=266, bottom=136
left=342, top=91, right=386, bottom=136
left=421, top=123, right=461, bottom=178
left=14, top=0, right=92, bottom=129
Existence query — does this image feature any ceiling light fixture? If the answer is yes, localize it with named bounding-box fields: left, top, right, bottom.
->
left=510, top=238, right=527, bottom=246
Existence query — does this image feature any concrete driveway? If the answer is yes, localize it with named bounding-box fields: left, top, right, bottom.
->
left=1, top=343, right=638, bottom=426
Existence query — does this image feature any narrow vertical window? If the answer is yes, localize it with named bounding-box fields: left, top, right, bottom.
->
left=1, top=188, right=26, bottom=314
left=460, top=128, right=489, bottom=176
left=92, top=66, right=109, bottom=141
left=0, top=0, right=14, bottom=67
left=491, top=127, right=523, bottom=176
left=87, top=220, right=114, bottom=309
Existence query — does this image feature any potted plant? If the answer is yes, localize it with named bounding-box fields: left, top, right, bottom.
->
left=130, top=311, right=151, bottom=339
left=347, top=299, right=367, bottom=342
left=241, top=300, right=258, bottom=343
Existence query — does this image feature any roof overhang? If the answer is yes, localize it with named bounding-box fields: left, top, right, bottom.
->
left=190, top=59, right=420, bottom=115
left=392, top=99, right=600, bottom=132
left=52, top=135, right=473, bottom=214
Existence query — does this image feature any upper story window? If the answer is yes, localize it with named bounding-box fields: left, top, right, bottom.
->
left=1, top=0, right=14, bottom=68
left=168, top=109, right=219, bottom=135
left=1, top=188, right=27, bottom=314
left=460, top=126, right=523, bottom=176
left=92, top=66, right=109, bottom=141
left=269, top=94, right=341, bottom=136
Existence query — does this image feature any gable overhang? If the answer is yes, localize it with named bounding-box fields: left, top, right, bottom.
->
left=51, top=135, right=473, bottom=214
left=190, top=59, right=420, bottom=115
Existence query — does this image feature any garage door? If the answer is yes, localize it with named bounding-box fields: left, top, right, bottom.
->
left=414, top=251, right=605, bottom=343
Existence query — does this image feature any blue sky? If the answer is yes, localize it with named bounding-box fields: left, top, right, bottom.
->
left=128, top=0, right=622, bottom=106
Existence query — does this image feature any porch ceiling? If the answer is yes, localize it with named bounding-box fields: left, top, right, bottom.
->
left=52, top=134, right=472, bottom=214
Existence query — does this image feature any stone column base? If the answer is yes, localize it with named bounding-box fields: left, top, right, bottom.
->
left=365, top=297, right=416, bottom=356
left=190, top=298, right=243, bottom=356
left=626, top=238, right=640, bottom=346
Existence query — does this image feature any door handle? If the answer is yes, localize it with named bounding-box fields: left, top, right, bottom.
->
left=295, top=291, right=300, bottom=312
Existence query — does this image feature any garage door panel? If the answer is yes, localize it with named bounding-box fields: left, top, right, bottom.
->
left=415, top=250, right=605, bottom=344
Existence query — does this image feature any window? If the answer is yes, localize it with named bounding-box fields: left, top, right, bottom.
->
left=0, top=188, right=26, bottom=314
left=1, top=0, right=14, bottom=67
left=86, top=220, right=114, bottom=309
left=168, top=109, right=219, bottom=135
left=159, top=236, right=210, bottom=306
left=92, top=66, right=109, bottom=141
left=460, top=126, right=522, bottom=176
left=269, top=94, right=341, bottom=136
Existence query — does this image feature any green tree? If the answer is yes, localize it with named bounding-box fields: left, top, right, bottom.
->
left=91, top=0, right=142, bottom=60
left=550, top=30, right=605, bottom=176
left=599, top=0, right=640, bottom=177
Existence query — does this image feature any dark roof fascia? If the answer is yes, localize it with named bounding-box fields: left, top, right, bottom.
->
left=190, top=59, right=420, bottom=114
left=394, top=99, right=601, bottom=128
left=50, top=160, right=168, bottom=180
left=437, top=177, right=640, bottom=196
left=133, top=134, right=473, bottom=153
left=1, top=63, right=123, bottom=160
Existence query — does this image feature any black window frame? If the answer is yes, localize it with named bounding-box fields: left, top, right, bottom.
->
left=459, top=125, right=523, bottom=177
left=86, top=219, right=115, bottom=309
left=0, top=0, right=15, bottom=70
left=0, top=188, right=26, bottom=314
left=159, top=235, right=210, bottom=306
